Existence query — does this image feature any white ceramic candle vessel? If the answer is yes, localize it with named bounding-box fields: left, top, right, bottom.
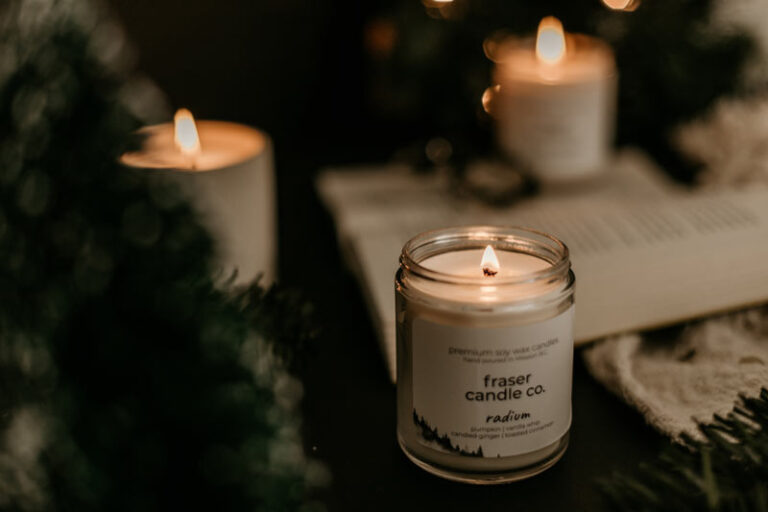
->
left=491, top=17, right=617, bottom=184
left=396, top=226, right=575, bottom=483
left=121, top=110, right=276, bottom=286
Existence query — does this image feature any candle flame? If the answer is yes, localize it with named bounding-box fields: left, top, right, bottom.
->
left=481, top=245, right=500, bottom=277
left=535, top=16, right=566, bottom=65
left=174, top=108, right=201, bottom=156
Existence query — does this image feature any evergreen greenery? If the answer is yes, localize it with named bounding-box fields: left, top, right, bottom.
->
left=0, top=1, right=322, bottom=510
left=412, top=410, right=483, bottom=457
left=600, top=389, right=768, bottom=512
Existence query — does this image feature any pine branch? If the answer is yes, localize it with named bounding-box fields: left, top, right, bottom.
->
left=233, top=279, right=320, bottom=371
left=600, top=389, right=768, bottom=512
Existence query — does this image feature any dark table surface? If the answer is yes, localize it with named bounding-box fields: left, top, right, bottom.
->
left=280, top=161, right=668, bottom=512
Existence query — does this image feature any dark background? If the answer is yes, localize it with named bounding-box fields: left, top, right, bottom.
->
left=109, top=0, right=398, bottom=165
left=108, top=1, right=664, bottom=509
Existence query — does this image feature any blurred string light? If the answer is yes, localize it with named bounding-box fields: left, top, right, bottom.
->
left=482, top=31, right=509, bottom=63
left=422, top=0, right=465, bottom=20
left=481, top=85, right=500, bottom=116
left=364, top=18, right=398, bottom=59
left=425, top=137, right=453, bottom=166
left=602, top=0, right=641, bottom=12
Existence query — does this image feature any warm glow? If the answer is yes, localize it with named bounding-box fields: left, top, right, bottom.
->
left=602, top=0, right=639, bottom=10
left=174, top=108, right=201, bottom=156
left=481, top=245, right=500, bottom=277
left=482, top=85, right=500, bottom=115
left=535, top=16, right=566, bottom=65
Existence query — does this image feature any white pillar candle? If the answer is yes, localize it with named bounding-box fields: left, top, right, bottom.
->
left=121, top=110, right=276, bottom=286
left=490, top=17, right=617, bottom=184
left=396, top=226, right=575, bottom=483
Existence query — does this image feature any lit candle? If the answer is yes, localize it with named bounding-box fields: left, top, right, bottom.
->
left=488, top=17, right=617, bottom=184
left=601, top=0, right=639, bottom=11
left=396, top=226, right=575, bottom=483
left=121, top=109, right=276, bottom=286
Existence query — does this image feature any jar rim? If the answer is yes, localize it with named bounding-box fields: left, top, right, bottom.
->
left=399, top=225, right=570, bottom=287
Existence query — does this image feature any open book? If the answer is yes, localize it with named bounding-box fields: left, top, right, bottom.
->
left=317, top=149, right=768, bottom=381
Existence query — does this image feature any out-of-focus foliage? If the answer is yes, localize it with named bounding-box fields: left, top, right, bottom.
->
left=601, top=389, right=768, bottom=512
left=0, top=1, right=326, bottom=510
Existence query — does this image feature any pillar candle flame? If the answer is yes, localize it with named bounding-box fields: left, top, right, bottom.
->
left=535, top=16, right=566, bottom=65
left=174, top=108, right=202, bottom=157
left=602, top=0, right=639, bottom=11
left=481, top=245, right=500, bottom=277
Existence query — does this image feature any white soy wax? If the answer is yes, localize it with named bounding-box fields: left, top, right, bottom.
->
left=395, top=226, right=575, bottom=483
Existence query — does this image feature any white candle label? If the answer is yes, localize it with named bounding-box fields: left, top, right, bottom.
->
left=411, top=306, right=574, bottom=458
left=497, top=78, right=616, bottom=181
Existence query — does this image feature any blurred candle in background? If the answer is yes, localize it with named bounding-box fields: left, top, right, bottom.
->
left=121, top=109, right=277, bottom=286
left=486, top=17, right=617, bottom=185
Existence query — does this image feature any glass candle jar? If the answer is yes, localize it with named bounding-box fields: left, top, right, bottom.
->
left=395, top=226, right=575, bottom=484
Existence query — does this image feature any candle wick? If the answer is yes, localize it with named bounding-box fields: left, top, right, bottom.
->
left=483, top=267, right=498, bottom=277
left=186, top=153, right=198, bottom=171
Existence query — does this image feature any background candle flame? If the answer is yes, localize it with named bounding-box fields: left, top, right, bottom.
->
left=174, top=108, right=202, bottom=156
left=481, top=245, right=500, bottom=276
left=601, top=0, right=640, bottom=11
left=535, top=16, right=566, bottom=65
